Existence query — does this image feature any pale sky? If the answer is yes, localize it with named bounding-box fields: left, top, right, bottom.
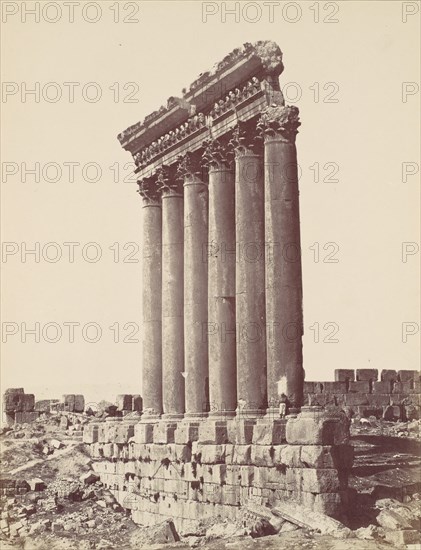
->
left=1, top=1, right=420, bottom=408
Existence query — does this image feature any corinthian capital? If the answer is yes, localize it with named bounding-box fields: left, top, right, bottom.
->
left=202, top=138, right=234, bottom=171
left=157, top=165, right=181, bottom=196
left=137, top=176, right=161, bottom=205
left=176, top=152, right=207, bottom=184
left=258, top=105, right=301, bottom=143
left=229, top=120, right=263, bottom=157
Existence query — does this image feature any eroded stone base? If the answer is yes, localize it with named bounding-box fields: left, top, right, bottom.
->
left=83, top=407, right=353, bottom=530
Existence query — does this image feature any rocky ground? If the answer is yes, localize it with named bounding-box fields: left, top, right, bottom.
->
left=0, top=412, right=420, bottom=549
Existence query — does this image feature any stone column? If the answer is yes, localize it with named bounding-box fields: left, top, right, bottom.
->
left=258, top=105, right=304, bottom=412
left=138, top=177, right=163, bottom=417
left=231, top=121, right=267, bottom=417
left=158, top=166, right=185, bottom=419
left=203, top=139, right=237, bottom=417
left=178, top=152, right=209, bottom=417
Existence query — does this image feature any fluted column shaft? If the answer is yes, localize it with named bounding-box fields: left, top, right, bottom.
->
left=160, top=168, right=185, bottom=418
left=180, top=154, right=209, bottom=417
left=259, top=105, right=304, bottom=410
left=233, top=124, right=267, bottom=416
left=205, top=141, right=237, bottom=417
left=138, top=178, right=163, bottom=416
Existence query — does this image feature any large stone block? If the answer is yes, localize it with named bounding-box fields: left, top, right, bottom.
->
left=366, top=393, right=391, bottom=407
left=345, top=393, right=369, bottom=406
left=116, top=424, right=135, bottom=444
left=116, top=394, right=132, bottom=411
left=301, top=469, right=341, bottom=493
left=135, top=422, right=155, bottom=444
left=348, top=381, right=370, bottom=393
left=250, top=445, right=275, bottom=467
left=4, top=392, right=34, bottom=412
left=276, top=445, right=300, bottom=468
left=63, top=394, right=75, bottom=412
left=83, top=424, right=99, bottom=444
left=356, top=369, right=378, bottom=382
left=372, top=381, right=392, bottom=394
left=286, top=408, right=349, bottom=446
left=334, top=369, right=355, bottom=382
left=380, top=369, right=398, bottom=382
left=299, top=445, right=354, bottom=470
left=252, top=419, right=286, bottom=445
left=154, top=422, right=177, bottom=444
left=198, top=444, right=226, bottom=464
left=132, top=395, right=143, bottom=412
left=398, top=369, right=419, bottom=382
left=233, top=444, right=252, bottom=464
left=174, top=421, right=199, bottom=444
left=198, top=421, right=231, bottom=444
left=320, top=382, right=347, bottom=394
left=74, top=395, right=85, bottom=413
left=233, top=419, right=256, bottom=444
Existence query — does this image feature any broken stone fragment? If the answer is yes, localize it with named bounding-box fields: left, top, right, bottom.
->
left=50, top=438, right=63, bottom=449
left=28, top=478, right=46, bottom=492
left=80, top=472, right=100, bottom=485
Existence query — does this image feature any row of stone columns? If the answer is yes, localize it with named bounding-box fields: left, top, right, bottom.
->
left=138, top=106, right=304, bottom=419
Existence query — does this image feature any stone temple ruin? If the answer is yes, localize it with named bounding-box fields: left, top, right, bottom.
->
left=3, top=42, right=420, bottom=536
left=96, top=40, right=353, bottom=526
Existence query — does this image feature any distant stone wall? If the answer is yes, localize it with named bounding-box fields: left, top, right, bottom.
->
left=304, top=369, right=420, bottom=420
left=2, top=390, right=143, bottom=426
left=84, top=408, right=353, bottom=529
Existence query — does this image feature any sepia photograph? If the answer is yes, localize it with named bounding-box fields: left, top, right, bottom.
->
left=1, top=1, right=420, bottom=549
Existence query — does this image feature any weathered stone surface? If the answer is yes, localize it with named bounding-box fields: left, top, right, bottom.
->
left=384, top=529, right=420, bottom=545
left=320, top=382, right=347, bottom=394
left=174, top=421, right=199, bottom=444
left=252, top=419, right=286, bottom=445
left=28, top=478, right=46, bottom=492
left=380, top=369, right=398, bottom=382
left=233, top=419, right=256, bottom=444
left=356, top=369, right=378, bottom=382
left=232, top=445, right=252, bottom=465
left=334, top=369, right=355, bottom=382
left=372, top=381, right=391, bottom=394
left=198, top=420, right=231, bottom=444
left=376, top=508, right=413, bottom=530
left=134, top=422, right=155, bottom=444
left=80, top=472, right=100, bottom=485
left=116, top=394, right=132, bottom=411
left=398, top=369, right=419, bottom=382
left=348, top=381, right=371, bottom=393
left=153, top=420, right=177, bottom=443
left=132, top=394, right=143, bottom=412
left=300, top=469, right=341, bottom=493
left=286, top=408, right=349, bottom=446
left=345, top=393, right=369, bottom=406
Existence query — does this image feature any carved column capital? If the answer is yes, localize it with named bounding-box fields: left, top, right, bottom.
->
left=157, top=165, right=182, bottom=197
left=176, top=152, right=207, bottom=185
left=229, top=120, right=263, bottom=157
left=202, top=138, right=234, bottom=171
left=258, top=105, right=301, bottom=143
left=137, top=176, right=161, bottom=206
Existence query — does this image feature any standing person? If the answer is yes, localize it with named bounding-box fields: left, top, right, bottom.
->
left=279, top=393, right=288, bottom=418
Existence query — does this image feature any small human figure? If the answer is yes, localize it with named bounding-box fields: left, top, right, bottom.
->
left=279, top=393, right=288, bottom=418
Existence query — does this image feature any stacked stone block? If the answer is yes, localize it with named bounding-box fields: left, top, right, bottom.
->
left=62, top=394, right=85, bottom=413
left=3, top=388, right=38, bottom=426
left=304, top=369, right=420, bottom=419
left=84, top=408, right=353, bottom=530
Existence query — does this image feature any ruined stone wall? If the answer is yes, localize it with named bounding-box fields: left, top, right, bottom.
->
left=83, top=408, right=353, bottom=530
left=304, top=369, right=420, bottom=420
